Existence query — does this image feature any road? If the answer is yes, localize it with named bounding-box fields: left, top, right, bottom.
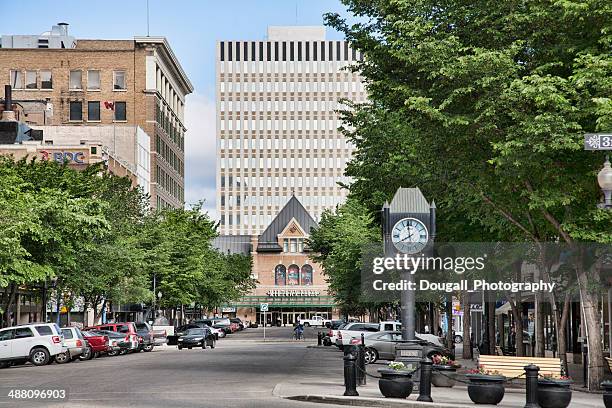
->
left=0, top=327, right=346, bottom=408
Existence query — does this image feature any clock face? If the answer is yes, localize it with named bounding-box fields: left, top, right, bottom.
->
left=391, top=218, right=429, bottom=254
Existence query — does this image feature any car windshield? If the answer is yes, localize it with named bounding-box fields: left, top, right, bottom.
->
left=186, top=329, right=205, bottom=335
left=135, top=323, right=149, bottom=330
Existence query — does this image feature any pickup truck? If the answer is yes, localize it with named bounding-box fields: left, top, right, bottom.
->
left=298, top=316, right=331, bottom=327
left=335, top=321, right=444, bottom=349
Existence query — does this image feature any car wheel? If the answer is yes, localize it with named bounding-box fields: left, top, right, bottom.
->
left=107, top=350, right=118, bottom=357
left=79, top=347, right=93, bottom=361
left=188, top=347, right=192, bottom=350
left=143, top=344, right=154, bottom=352
left=54, top=352, right=71, bottom=364
left=178, top=346, right=183, bottom=350
left=454, top=335, right=463, bottom=344
left=304, top=322, right=310, bottom=327
left=364, top=348, right=378, bottom=365
left=30, top=348, right=50, bottom=366
left=0, top=362, right=10, bottom=369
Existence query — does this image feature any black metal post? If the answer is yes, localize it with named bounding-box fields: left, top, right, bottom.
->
left=361, top=333, right=365, bottom=345
left=356, top=345, right=366, bottom=386
left=524, top=364, right=539, bottom=408
left=317, top=331, right=322, bottom=346
left=417, top=357, right=433, bottom=402
left=343, top=352, right=359, bottom=396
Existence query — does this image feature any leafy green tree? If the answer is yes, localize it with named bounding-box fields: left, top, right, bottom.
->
left=326, top=0, right=612, bottom=387
left=308, top=198, right=381, bottom=316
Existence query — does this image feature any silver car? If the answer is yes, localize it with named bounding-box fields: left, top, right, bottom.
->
left=355, top=331, right=448, bottom=364
left=54, top=327, right=85, bottom=364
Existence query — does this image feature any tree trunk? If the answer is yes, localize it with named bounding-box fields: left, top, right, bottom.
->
left=3, top=284, right=17, bottom=327
left=557, top=293, right=571, bottom=376
left=445, top=297, right=453, bottom=355
left=487, top=299, right=496, bottom=355
left=509, top=299, right=524, bottom=357
left=576, top=262, right=604, bottom=390
left=462, top=293, right=471, bottom=359
left=535, top=292, right=545, bottom=357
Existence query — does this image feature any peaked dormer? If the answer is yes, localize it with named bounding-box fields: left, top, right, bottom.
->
left=257, top=195, right=317, bottom=252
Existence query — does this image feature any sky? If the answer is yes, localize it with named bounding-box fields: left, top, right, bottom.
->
left=2, top=0, right=356, bottom=219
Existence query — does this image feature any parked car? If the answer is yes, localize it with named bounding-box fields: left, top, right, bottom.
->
left=230, top=318, right=245, bottom=330
left=85, top=323, right=139, bottom=352
left=177, top=328, right=216, bottom=350
left=325, top=319, right=345, bottom=329
left=299, top=315, right=331, bottom=327
left=135, top=322, right=155, bottom=352
left=0, top=323, right=65, bottom=367
left=81, top=331, right=110, bottom=359
left=87, top=330, right=131, bottom=356
left=151, top=329, right=168, bottom=345
left=335, top=322, right=381, bottom=349
left=54, top=327, right=85, bottom=364
left=349, top=331, right=450, bottom=364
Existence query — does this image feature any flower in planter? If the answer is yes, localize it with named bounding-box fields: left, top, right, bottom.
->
left=388, top=362, right=408, bottom=371
left=432, top=354, right=461, bottom=368
left=467, top=364, right=502, bottom=376
left=540, top=374, right=571, bottom=381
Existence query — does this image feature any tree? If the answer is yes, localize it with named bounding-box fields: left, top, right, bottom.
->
left=308, top=198, right=381, bottom=316
left=326, top=0, right=612, bottom=388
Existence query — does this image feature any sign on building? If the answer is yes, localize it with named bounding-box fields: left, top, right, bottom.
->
left=584, top=133, right=612, bottom=150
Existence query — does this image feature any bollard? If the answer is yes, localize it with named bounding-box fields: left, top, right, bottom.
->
left=343, top=352, right=359, bottom=396
left=361, top=332, right=365, bottom=345
left=317, top=331, right=322, bottom=346
left=357, top=345, right=366, bottom=386
left=524, top=364, right=539, bottom=408
left=417, top=356, right=433, bottom=402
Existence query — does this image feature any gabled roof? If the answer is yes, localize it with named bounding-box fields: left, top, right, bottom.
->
left=389, top=187, right=431, bottom=214
left=257, top=196, right=318, bottom=252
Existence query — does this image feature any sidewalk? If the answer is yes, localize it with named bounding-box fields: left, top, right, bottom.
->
left=275, top=346, right=604, bottom=408
left=274, top=378, right=603, bottom=408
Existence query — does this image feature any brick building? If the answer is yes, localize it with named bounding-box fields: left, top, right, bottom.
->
left=214, top=195, right=339, bottom=325
left=0, top=23, right=193, bottom=209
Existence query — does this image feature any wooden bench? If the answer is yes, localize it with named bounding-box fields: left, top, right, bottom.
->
left=478, top=355, right=563, bottom=379
left=605, top=357, right=612, bottom=374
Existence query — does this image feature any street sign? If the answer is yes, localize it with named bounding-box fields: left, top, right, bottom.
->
left=260, top=303, right=268, bottom=312
left=584, top=133, right=612, bottom=150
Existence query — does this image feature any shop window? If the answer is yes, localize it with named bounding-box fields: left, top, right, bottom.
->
left=274, top=264, right=286, bottom=285
left=301, top=265, right=313, bottom=286
left=287, top=264, right=299, bottom=285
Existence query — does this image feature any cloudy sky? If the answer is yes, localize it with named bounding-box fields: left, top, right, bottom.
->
left=3, top=0, right=353, bottom=220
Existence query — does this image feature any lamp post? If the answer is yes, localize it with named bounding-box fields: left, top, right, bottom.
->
left=597, top=156, right=612, bottom=210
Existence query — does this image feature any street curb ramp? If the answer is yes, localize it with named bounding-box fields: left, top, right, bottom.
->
left=285, top=394, right=473, bottom=408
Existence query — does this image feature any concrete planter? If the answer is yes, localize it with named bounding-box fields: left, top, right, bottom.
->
left=466, top=374, right=505, bottom=405
left=537, top=379, right=572, bottom=408
left=431, top=365, right=456, bottom=387
left=377, top=369, right=414, bottom=399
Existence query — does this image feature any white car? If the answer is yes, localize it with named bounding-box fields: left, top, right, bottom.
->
left=335, top=321, right=403, bottom=348
left=209, top=326, right=226, bottom=339
left=54, top=327, right=85, bottom=364
left=0, top=323, right=66, bottom=367
left=299, top=316, right=331, bottom=327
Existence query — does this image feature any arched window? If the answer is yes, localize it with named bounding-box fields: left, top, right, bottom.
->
left=301, top=265, right=313, bottom=285
left=274, top=264, right=286, bottom=286
left=287, top=264, right=300, bottom=285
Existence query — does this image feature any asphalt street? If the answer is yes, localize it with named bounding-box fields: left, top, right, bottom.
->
left=0, top=327, right=347, bottom=408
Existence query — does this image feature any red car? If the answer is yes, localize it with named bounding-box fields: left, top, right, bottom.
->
left=85, top=323, right=139, bottom=352
left=81, top=331, right=110, bottom=359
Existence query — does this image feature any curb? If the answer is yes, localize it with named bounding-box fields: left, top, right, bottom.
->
left=286, top=395, right=470, bottom=408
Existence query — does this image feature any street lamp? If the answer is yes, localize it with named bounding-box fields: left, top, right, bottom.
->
left=598, top=156, right=612, bottom=209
